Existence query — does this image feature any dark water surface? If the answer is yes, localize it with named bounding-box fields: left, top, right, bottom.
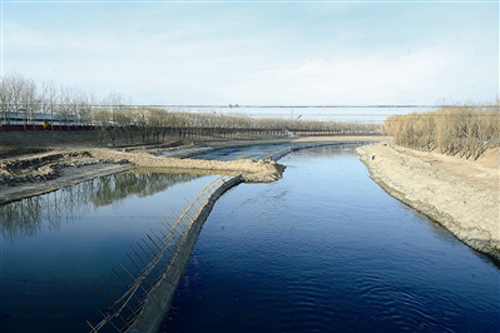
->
left=0, top=172, right=219, bottom=332
left=189, top=143, right=292, bottom=161
left=161, top=145, right=499, bottom=332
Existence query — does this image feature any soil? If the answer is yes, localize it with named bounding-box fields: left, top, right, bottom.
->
left=357, top=141, right=499, bottom=262
left=0, top=131, right=381, bottom=204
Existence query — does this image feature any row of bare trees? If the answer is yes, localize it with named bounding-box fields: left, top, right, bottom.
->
left=1, top=72, right=40, bottom=125
left=382, top=103, right=500, bottom=160
left=0, top=72, right=129, bottom=128
left=91, top=106, right=380, bottom=145
left=1, top=72, right=380, bottom=145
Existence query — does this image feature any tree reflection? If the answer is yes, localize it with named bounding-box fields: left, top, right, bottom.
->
left=0, top=171, right=202, bottom=240
left=91, top=171, right=201, bottom=207
left=292, top=143, right=362, bottom=157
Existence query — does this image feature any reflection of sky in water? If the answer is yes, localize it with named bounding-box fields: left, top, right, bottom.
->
left=0, top=173, right=219, bottom=333
left=190, top=143, right=293, bottom=161
left=189, top=142, right=346, bottom=161
left=162, top=145, right=500, bottom=333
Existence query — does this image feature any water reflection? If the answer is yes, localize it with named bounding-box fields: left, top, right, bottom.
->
left=292, top=143, right=361, bottom=158
left=191, top=143, right=363, bottom=161
left=162, top=144, right=500, bottom=332
left=0, top=171, right=202, bottom=240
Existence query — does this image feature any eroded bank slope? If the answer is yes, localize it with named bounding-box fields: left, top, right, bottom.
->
left=357, top=142, right=499, bottom=262
left=89, top=149, right=284, bottom=182
left=0, top=148, right=284, bottom=204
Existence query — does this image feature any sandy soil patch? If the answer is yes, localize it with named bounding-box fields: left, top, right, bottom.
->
left=88, top=148, right=285, bottom=182
left=357, top=141, right=499, bottom=262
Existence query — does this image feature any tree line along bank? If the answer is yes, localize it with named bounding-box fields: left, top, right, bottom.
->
left=382, top=103, right=500, bottom=160
left=0, top=72, right=378, bottom=145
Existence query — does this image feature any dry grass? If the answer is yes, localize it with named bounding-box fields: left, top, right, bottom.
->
left=382, top=103, right=500, bottom=160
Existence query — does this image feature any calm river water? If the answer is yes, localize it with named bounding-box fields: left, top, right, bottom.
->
left=161, top=145, right=499, bottom=332
left=0, top=172, right=219, bottom=332
left=0, top=144, right=498, bottom=332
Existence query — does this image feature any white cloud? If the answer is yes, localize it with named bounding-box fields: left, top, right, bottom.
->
left=2, top=3, right=498, bottom=105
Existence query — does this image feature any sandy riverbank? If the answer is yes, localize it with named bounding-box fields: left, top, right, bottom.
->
left=357, top=141, right=499, bottom=262
left=0, top=148, right=282, bottom=204
left=0, top=135, right=380, bottom=204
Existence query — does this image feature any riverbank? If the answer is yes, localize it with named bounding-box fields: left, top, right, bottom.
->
left=0, top=149, right=282, bottom=205
left=0, top=136, right=380, bottom=204
left=126, top=175, right=245, bottom=333
left=357, top=141, right=499, bottom=262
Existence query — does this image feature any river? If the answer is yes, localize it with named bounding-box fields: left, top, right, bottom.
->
left=0, top=143, right=498, bottom=332
left=161, top=144, right=499, bottom=332
left=0, top=171, right=219, bottom=332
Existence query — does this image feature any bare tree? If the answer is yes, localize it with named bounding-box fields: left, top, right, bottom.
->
left=383, top=103, right=499, bottom=160
left=91, top=107, right=111, bottom=146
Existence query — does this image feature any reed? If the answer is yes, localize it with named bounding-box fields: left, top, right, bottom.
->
left=382, top=102, right=500, bottom=160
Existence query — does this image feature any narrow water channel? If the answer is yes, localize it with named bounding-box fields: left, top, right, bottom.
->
left=161, top=145, right=499, bottom=332
left=0, top=172, right=219, bottom=332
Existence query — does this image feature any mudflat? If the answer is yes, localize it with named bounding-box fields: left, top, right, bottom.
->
left=358, top=141, right=499, bottom=262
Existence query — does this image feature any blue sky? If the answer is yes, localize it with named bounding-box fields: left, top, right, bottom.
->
left=1, top=1, right=498, bottom=106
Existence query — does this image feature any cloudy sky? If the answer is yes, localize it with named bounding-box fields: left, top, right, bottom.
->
left=2, top=1, right=498, bottom=106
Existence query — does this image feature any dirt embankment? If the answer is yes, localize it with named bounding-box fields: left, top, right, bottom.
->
left=88, top=148, right=285, bottom=182
left=0, top=135, right=380, bottom=204
left=0, top=147, right=284, bottom=205
left=357, top=141, right=499, bottom=262
left=0, top=150, right=132, bottom=204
